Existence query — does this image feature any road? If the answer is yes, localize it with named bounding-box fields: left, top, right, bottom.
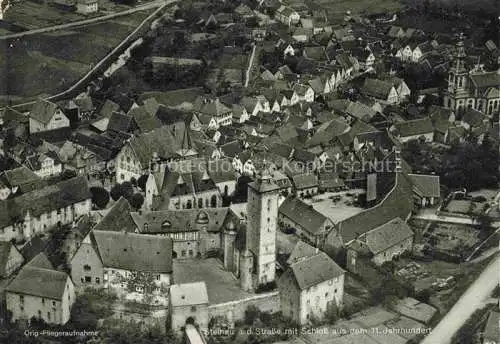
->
left=0, top=0, right=165, bottom=40
left=421, top=254, right=500, bottom=344
left=245, top=43, right=257, bottom=88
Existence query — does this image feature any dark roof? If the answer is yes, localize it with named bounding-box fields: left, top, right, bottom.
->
left=287, top=240, right=317, bottom=265
left=292, top=173, right=318, bottom=190
left=132, top=208, right=238, bottom=234
left=128, top=125, right=184, bottom=166
left=409, top=174, right=440, bottom=198
left=362, top=79, right=395, bottom=100
left=20, top=236, right=48, bottom=261
left=93, top=197, right=136, bottom=232
left=287, top=251, right=344, bottom=290
left=0, top=176, right=91, bottom=229
left=363, top=217, right=414, bottom=254
left=6, top=266, right=69, bottom=300
left=107, top=112, right=135, bottom=133
left=155, top=106, right=191, bottom=126
left=92, top=230, right=173, bottom=272
left=129, top=106, right=162, bottom=132
left=0, top=166, right=41, bottom=188
left=139, top=88, right=204, bottom=108
left=29, top=99, right=60, bottom=124
left=26, top=252, right=53, bottom=270
left=279, top=197, right=329, bottom=235
left=99, top=100, right=121, bottom=118
left=469, top=71, right=500, bottom=89
left=336, top=171, right=413, bottom=244
left=393, top=117, right=434, bottom=137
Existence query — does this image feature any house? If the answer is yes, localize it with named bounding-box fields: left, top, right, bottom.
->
left=0, top=166, right=43, bottom=200
left=361, top=78, right=399, bottom=104
left=76, top=0, right=98, bottom=14
left=275, top=5, right=300, bottom=26
left=169, top=282, right=209, bottom=334
left=346, top=217, right=413, bottom=271
left=29, top=99, right=70, bottom=134
left=291, top=173, right=319, bottom=197
left=408, top=174, right=440, bottom=207
left=197, top=99, right=233, bottom=127
left=279, top=197, right=333, bottom=247
left=391, top=298, right=437, bottom=325
left=391, top=117, right=434, bottom=143
left=387, top=77, right=411, bottom=102
left=24, top=152, right=62, bottom=178
left=292, top=27, right=310, bottom=43
left=0, top=241, right=24, bottom=278
left=292, top=84, right=315, bottom=103
left=71, top=230, right=173, bottom=297
left=6, top=263, right=75, bottom=325
left=279, top=248, right=344, bottom=325
left=351, top=48, right=375, bottom=70
left=0, top=176, right=92, bottom=242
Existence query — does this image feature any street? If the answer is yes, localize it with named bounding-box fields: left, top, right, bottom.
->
left=421, top=254, right=500, bottom=344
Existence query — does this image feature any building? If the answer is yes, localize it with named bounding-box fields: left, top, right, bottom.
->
left=0, top=176, right=92, bottom=242
left=70, top=230, right=173, bottom=297
left=243, top=170, right=280, bottom=290
left=169, top=282, right=209, bottom=334
left=275, top=5, right=300, bottom=26
left=361, top=79, right=400, bottom=104
left=443, top=34, right=500, bottom=115
left=391, top=117, right=434, bottom=143
left=0, top=241, right=24, bottom=278
left=279, top=248, right=345, bottom=325
left=408, top=174, right=440, bottom=207
left=28, top=99, right=70, bottom=134
left=0, top=166, right=43, bottom=200
left=76, top=0, right=98, bottom=14
left=24, top=152, right=63, bottom=178
left=278, top=197, right=333, bottom=247
left=346, top=217, right=414, bottom=271
left=6, top=263, right=75, bottom=325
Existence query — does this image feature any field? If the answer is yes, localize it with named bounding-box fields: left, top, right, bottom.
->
left=311, top=0, right=404, bottom=21
left=0, top=10, right=153, bottom=104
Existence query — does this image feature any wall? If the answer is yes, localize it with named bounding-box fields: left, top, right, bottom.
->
left=207, top=291, right=280, bottom=326
left=299, top=275, right=344, bottom=325
left=372, top=236, right=413, bottom=266
left=115, top=145, right=143, bottom=183
left=71, top=242, right=104, bottom=288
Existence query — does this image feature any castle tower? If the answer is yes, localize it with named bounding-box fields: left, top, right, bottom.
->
left=196, top=211, right=209, bottom=258
left=444, top=33, right=469, bottom=112
left=244, top=169, right=280, bottom=289
left=223, top=221, right=237, bottom=271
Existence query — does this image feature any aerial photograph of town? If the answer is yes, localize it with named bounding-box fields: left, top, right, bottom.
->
left=0, top=0, right=498, bottom=342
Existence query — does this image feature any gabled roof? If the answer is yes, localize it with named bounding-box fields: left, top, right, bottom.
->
left=92, top=230, right=173, bottom=273
left=0, top=242, right=21, bottom=276
left=279, top=197, right=329, bottom=235
left=393, top=117, right=434, bottom=137
left=99, top=100, right=121, bottom=118
left=363, top=217, right=413, bottom=255
left=286, top=240, right=318, bottom=265
left=20, top=236, right=48, bottom=261
left=287, top=251, right=344, bottom=290
left=29, top=99, right=60, bottom=124
left=93, top=197, right=136, bottom=232
left=469, top=70, right=500, bottom=89
left=26, top=252, right=53, bottom=270
left=107, top=112, right=134, bottom=133
left=128, top=125, right=184, bottom=166
left=362, top=78, right=395, bottom=100
left=6, top=266, right=69, bottom=300
left=292, top=173, right=318, bottom=190
left=0, top=166, right=41, bottom=189
left=170, top=282, right=208, bottom=306
left=129, top=106, right=162, bottom=132
left=409, top=174, right=440, bottom=198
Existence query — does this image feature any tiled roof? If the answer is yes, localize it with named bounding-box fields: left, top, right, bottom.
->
left=286, top=240, right=317, bottom=265
left=469, top=71, right=500, bottom=89
left=279, top=197, right=329, bottom=235
left=393, top=117, right=434, bottom=137
left=6, top=266, right=69, bottom=300
left=92, top=230, right=173, bottom=273
left=363, top=217, right=413, bottom=255
left=93, top=197, right=136, bottom=232
left=287, top=251, right=344, bottom=290
left=29, top=99, right=59, bottom=124
left=128, top=125, right=184, bottom=166
left=129, top=106, right=162, bottom=132
left=362, top=78, right=394, bottom=100
left=292, top=173, right=318, bottom=190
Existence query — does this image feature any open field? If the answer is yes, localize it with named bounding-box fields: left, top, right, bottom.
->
left=0, top=9, right=154, bottom=103
left=311, top=0, right=403, bottom=21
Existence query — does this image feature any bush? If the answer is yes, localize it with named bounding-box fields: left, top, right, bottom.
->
left=90, top=187, right=110, bottom=209
left=255, top=281, right=277, bottom=294
left=110, top=182, right=134, bottom=201
left=244, top=305, right=259, bottom=325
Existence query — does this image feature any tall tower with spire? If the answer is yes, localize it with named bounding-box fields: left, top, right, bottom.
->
left=444, top=33, right=469, bottom=112
left=244, top=169, right=280, bottom=290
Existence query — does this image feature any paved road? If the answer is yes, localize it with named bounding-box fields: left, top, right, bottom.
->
left=0, top=0, right=165, bottom=40
left=421, top=254, right=500, bottom=344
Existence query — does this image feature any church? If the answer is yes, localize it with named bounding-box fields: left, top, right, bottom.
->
left=443, top=33, right=500, bottom=115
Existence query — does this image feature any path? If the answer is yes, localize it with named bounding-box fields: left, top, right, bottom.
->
left=245, top=43, right=256, bottom=88
left=0, top=0, right=165, bottom=40
left=421, top=254, right=500, bottom=344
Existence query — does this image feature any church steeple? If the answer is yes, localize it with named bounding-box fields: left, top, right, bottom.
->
left=447, top=33, right=468, bottom=93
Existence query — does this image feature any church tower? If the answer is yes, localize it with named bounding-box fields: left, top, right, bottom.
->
left=444, top=33, right=469, bottom=112
left=244, top=169, right=280, bottom=289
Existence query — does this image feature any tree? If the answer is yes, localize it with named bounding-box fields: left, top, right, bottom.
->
left=90, top=187, right=110, bottom=209
left=244, top=305, right=259, bottom=325
left=110, top=182, right=134, bottom=201
left=137, top=175, right=149, bottom=191
left=129, top=193, right=145, bottom=210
